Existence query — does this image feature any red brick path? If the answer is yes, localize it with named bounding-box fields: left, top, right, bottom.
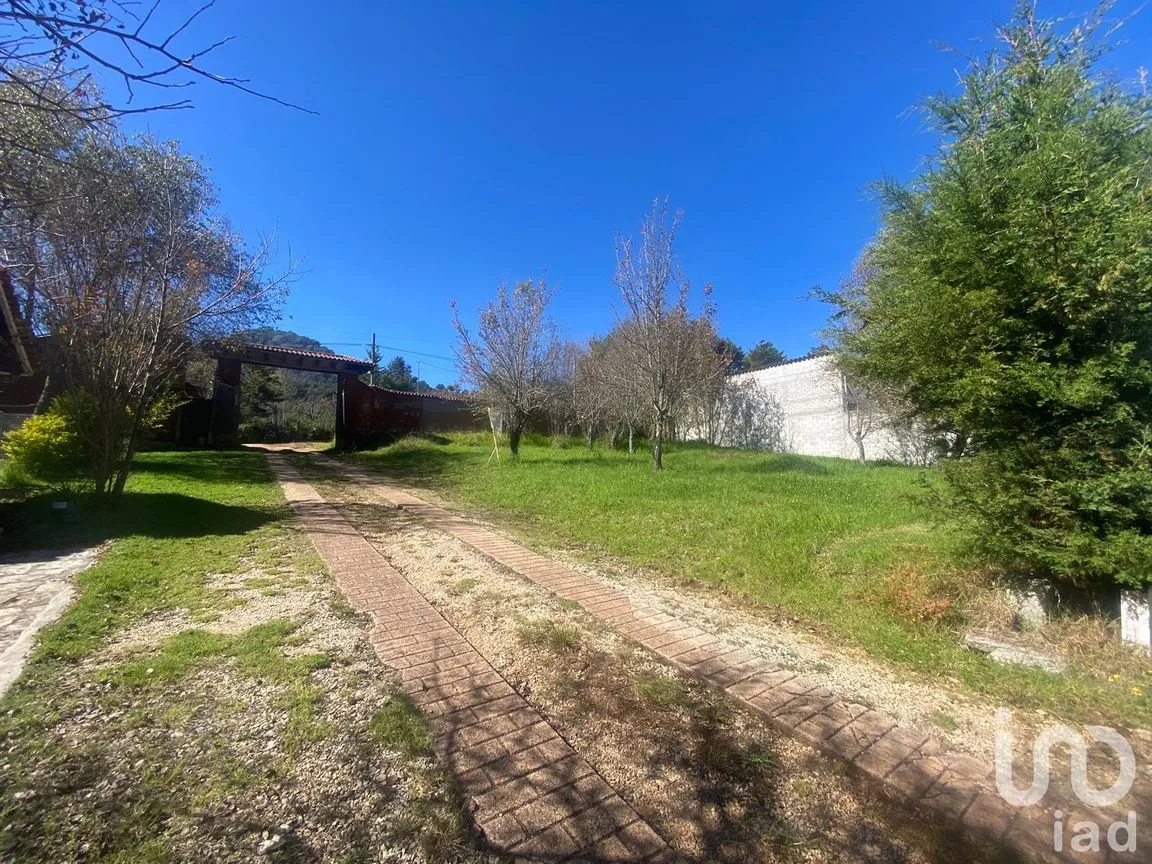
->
left=266, top=454, right=680, bottom=862
left=321, top=456, right=1122, bottom=864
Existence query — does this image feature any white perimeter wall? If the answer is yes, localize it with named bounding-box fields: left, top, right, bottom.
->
left=725, top=356, right=904, bottom=461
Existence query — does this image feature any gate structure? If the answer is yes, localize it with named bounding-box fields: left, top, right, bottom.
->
left=205, top=342, right=372, bottom=449
left=203, top=342, right=480, bottom=449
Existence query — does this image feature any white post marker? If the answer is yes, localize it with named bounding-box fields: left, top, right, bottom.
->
left=1120, top=588, right=1152, bottom=651
left=486, top=407, right=502, bottom=466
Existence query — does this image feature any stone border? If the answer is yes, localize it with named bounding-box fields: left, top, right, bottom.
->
left=267, top=455, right=681, bottom=862
left=0, top=547, right=99, bottom=698
left=325, top=456, right=1118, bottom=864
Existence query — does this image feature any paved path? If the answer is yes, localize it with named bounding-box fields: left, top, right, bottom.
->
left=319, top=455, right=1121, bottom=864
left=266, top=454, right=680, bottom=863
left=0, top=547, right=98, bottom=697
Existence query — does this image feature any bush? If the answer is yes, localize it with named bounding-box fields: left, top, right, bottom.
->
left=823, top=8, right=1152, bottom=590
left=1, top=409, right=89, bottom=489
left=0, top=458, right=31, bottom=488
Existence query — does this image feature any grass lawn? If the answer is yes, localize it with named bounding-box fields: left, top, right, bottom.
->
left=1, top=450, right=283, bottom=657
left=0, top=449, right=473, bottom=863
left=346, top=433, right=1152, bottom=729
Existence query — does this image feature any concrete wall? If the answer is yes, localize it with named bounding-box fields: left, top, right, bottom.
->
left=723, top=355, right=906, bottom=461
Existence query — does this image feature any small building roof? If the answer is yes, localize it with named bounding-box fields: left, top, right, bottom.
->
left=205, top=340, right=373, bottom=374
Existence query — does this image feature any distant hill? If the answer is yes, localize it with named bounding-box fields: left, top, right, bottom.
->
left=235, top=327, right=337, bottom=355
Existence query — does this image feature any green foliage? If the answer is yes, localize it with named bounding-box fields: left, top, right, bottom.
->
left=715, top=337, right=747, bottom=374
left=745, top=340, right=787, bottom=370
left=824, top=5, right=1152, bottom=589
left=232, top=330, right=337, bottom=443
left=377, top=355, right=429, bottom=392
left=1, top=406, right=88, bottom=489
left=240, top=365, right=283, bottom=422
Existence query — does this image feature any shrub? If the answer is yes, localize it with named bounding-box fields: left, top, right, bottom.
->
left=1, top=409, right=89, bottom=489
left=822, top=7, right=1152, bottom=590
left=0, top=459, right=31, bottom=488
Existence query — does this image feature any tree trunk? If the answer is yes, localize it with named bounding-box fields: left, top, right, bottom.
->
left=586, top=425, right=594, bottom=450
left=628, top=424, right=634, bottom=454
left=33, top=374, right=52, bottom=415
left=651, top=416, right=663, bottom=470
left=92, top=427, right=117, bottom=496
left=112, top=433, right=140, bottom=496
left=854, top=436, right=867, bottom=464
left=94, top=460, right=109, bottom=497
left=508, top=422, right=524, bottom=458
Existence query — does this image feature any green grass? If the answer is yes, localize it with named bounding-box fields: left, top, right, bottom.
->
left=371, top=695, right=432, bottom=757
left=0, top=450, right=317, bottom=862
left=1, top=450, right=284, bottom=661
left=110, top=620, right=329, bottom=687
left=343, top=434, right=1152, bottom=727
left=633, top=671, right=692, bottom=710
left=0, top=447, right=475, bottom=863
left=517, top=617, right=582, bottom=653
left=446, top=577, right=479, bottom=596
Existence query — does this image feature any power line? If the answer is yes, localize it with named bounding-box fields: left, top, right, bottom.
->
left=375, top=344, right=456, bottom=362
left=299, top=339, right=455, bottom=363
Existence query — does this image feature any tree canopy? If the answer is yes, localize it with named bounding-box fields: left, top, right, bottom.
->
left=822, top=3, right=1152, bottom=590
left=745, top=340, right=787, bottom=370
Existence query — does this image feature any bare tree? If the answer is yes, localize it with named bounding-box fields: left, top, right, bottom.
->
left=36, top=135, right=291, bottom=494
left=0, top=0, right=309, bottom=132
left=452, top=278, right=558, bottom=458
left=613, top=198, right=720, bottom=469
left=541, top=338, right=579, bottom=438
left=833, top=371, right=883, bottom=464
left=683, top=333, right=735, bottom=445
left=570, top=337, right=614, bottom=449
left=582, top=325, right=649, bottom=453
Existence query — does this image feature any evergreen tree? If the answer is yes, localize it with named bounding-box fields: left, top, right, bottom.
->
left=824, top=4, right=1152, bottom=590
left=745, top=340, right=786, bottom=370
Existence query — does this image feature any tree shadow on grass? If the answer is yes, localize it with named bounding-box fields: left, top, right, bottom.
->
left=333, top=447, right=475, bottom=488
left=0, top=491, right=278, bottom=555
left=726, top=453, right=833, bottom=475
left=130, top=449, right=275, bottom=487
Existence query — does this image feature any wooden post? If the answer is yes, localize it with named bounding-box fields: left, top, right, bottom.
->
left=335, top=373, right=347, bottom=450
left=207, top=358, right=242, bottom=447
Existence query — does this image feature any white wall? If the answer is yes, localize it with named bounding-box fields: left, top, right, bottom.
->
left=726, top=355, right=904, bottom=461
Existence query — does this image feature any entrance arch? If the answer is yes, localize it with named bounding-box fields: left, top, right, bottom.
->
left=204, top=341, right=372, bottom=449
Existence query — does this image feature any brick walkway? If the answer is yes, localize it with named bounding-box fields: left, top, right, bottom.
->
left=320, top=456, right=1120, bottom=864
left=0, top=546, right=97, bottom=697
left=266, top=454, right=680, bottom=863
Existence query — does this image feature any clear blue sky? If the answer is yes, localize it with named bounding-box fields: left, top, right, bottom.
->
left=118, top=1, right=1152, bottom=386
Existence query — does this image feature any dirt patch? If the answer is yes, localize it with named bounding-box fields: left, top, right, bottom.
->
left=0, top=525, right=490, bottom=864
left=312, top=477, right=990, bottom=864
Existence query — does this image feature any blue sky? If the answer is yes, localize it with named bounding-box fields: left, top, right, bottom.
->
left=118, top=1, right=1152, bottom=386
